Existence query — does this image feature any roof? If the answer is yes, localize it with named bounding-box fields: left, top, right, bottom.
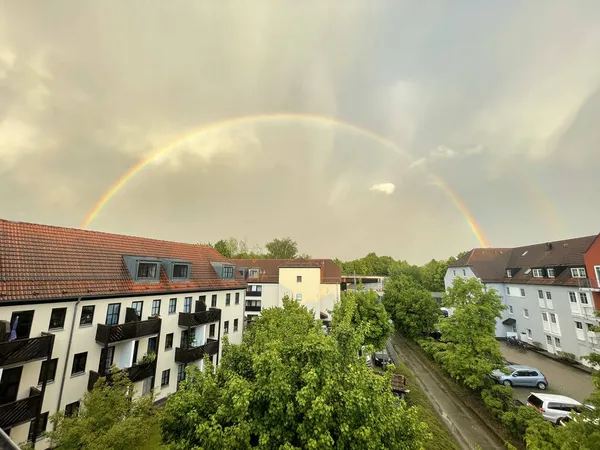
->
left=449, top=235, right=597, bottom=286
left=233, top=258, right=341, bottom=284
left=529, top=393, right=581, bottom=404
left=0, top=219, right=246, bottom=302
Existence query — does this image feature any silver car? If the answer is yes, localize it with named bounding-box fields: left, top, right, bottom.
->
left=527, top=393, right=593, bottom=425
left=491, top=364, right=548, bottom=389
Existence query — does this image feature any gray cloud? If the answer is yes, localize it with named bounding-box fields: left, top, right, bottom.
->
left=1, top=1, right=600, bottom=263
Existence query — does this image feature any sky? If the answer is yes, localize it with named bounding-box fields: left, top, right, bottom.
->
left=1, top=1, right=600, bottom=264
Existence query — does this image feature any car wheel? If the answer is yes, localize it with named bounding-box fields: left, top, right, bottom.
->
left=537, top=382, right=547, bottom=390
left=503, top=379, right=512, bottom=387
left=555, top=418, right=563, bottom=426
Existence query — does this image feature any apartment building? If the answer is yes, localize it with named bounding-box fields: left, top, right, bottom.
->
left=445, top=235, right=600, bottom=367
left=234, top=259, right=341, bottom=323
left=0, top=219, right=246, bottom=448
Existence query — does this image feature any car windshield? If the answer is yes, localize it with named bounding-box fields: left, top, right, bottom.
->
left=528, top=395, right=544, bottom=409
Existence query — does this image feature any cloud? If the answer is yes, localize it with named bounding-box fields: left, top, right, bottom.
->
left=369, top=183, right=396, bottom=195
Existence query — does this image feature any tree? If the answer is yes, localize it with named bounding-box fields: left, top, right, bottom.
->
left=419, top=259, right=448, bottom=292
left=265, top=237, right=298, bottom=259
left=435, top=277, right=505, bottom=390
left=161, top=298, right=430, bottom=449
left=330, top=290, right=393, bottom=351
left=213, top=238, right=237, bottom=258
left=45, top=370, right=161, bottom=450
left=383, top=275, right=441, bottom=339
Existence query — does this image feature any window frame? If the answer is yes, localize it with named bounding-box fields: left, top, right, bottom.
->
left=183, top=297, right=192, bottom=313
left=520, top=288, right=525, bottom=297
left=547, top=268, right=555, bottom=278
left=580, top=292, right=589, bottom=304
left=297, top=275, right=303, bottom=282
left=168, top=298, right=177, bottom=314
left=79, top=305, right=95, bottom=326
left=233, top=318, right=238, bottom=332
left=49, top=307, right=67, bottom=330
left=105, top=303, right=121, bottom=325
left=137, top=262, right=159, bottom=280
left=165, top=333, right=174, bottom=350
left=224, top=320, right=229, bottom=334
left=571, top=267, right=587, bottom=278
left=506, top=269, right=512, bottom=277
left=532, top=269, right=544, bottom=278
left=248, top=268, right=259, bottom=278
left=28, top=411, right=48, bottom=442
left=235, top=292, right=240, bottom=304
left=546, top=291, right=552, bottom=300
left=172, top=263, right=189, bottom=279
left=508, top=305, right=514, bottom=314
left=222, top=265, right=234, bottom=279
left=211, top=294, right=217, bottom=308
left=523, top=308, right=529, bottom=318
left=39, top=358, right=58, bottom=385
left=161, top=369, right=170, bottom=388
left=71, top=352, right=88, bottom=376
left=151, top=299, right=161, bottom=316
left=131, top=301, right=144, bottom=320
left=65, top=401, right=80, bottom=417
left=209, top=324, right=216, bottom=338
left=177, top=364, right=186, bottom=382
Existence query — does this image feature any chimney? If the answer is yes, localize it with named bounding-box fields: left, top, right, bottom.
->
left=546, top=243, right=553, bottom=251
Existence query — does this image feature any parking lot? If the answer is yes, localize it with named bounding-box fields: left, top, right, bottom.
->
left=500, top=342, right=595, bottom=404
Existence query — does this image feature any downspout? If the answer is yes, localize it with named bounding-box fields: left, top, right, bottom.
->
left=56, top=297, right=82, bottom=413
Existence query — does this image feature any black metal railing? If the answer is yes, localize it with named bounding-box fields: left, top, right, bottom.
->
left=95, top=318, right=161, bottom=345
left=245, top=305, right=261, bottom=312
left=246, top=291, right=262, bottom=297
left=0, top=387, right=41, bottom=429
left=178, top=309, right=221, bottom=328
left=87, top=360, right=157, bottom=391
left=175, top=339, right=219, bottom=364
left=0, top=333, right=54, bottom=366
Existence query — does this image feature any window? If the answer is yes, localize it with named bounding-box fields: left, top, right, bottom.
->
left=223, top=265, right=234, bottom=278
left=100, top=346, right=115, bottom=373
left=39, top=358, right=58, bottom=384
left=532, top=269, right=544, bottom=278
left=211, top=295, right=217, bottom=308
left=65, top=401, right=80, bottom=417
left=571, top=268, right=586, bottom=278
left=588, top=323, right=596, bottom=332
left=297, top=275, right=303, bottom=282
left=173, top=264, right=189, bottom=278
left=161, top=369, right=170, bottom=387
left=575, top=321, right=583, bottom=329
left=580, top=292, right=589, bottom=304
left=132, top=301, right=143, bottom=320
left=527, top=329, right=532, bottom=339
left=550, top=313, right=557, bottom=324
left=523, top=309, right=529, bottom=318
left=295, top=293, right=302, bottom=301
left=508, top=305, right=514, bottom=314
left=137, top=262, right=157, bottom=279
left=28, top=411, right=48, bottom=441
left=106, top=303, right=120, bottom=325
left=542, top=312, right=548, bottom=321
left=546, top=291, right=552, bottom=300
left=177, top=364, right=186, bottom=383
left=569, top=292, right=577, bottom=303
left=183, top=297, right=192, bottom=313
left=546, top=335, right=552, bottom=344
left=226, top=293, right=231, bottom=306
left=506, top=287, right=510, bottom=295
left=224, top=321, right=229, bottom=334
left=462, top=269, right=466, bottom=276
left=147, top=337, right=157, bottom=355
left=555, top=337, right=561, bottom=347
left=234, top=319, right=238, bottom=332
left=235, top=292, right=240, bottom=305
left=520, top=288, right=525, bottom=297
left=547, top=268, right=555, bottom=278
left=506, top=269, right=512, bottom=277
left=209, top=324, right=216, bottom=338
left=49, top=307, right=67, bottom=330
left=249, top=269, right=259, bottom=278
left=537, top=290, right=543, bottom=299
left=169, top=298, right=177, bottom=314
left=79, top=305, right=95, bottom=326
left=151, top=299, right=161, bottom=316
left=165, top=333, right=174, bottom=350
left=71, top=352, right=87, bottom=375
left=453, top=270, right=456, bottom=276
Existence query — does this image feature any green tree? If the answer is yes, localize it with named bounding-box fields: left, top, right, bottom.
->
left=435, top=277, right=505, bottom=390
left=45, top=370, right=161, bottom=450
left=383, top=275, right=441, bottom=339
left=162, top=298, right=429, bottom=449
left=330, top=290, right=393, bottom=351
left=265, top=237, right=298, bottom=259
left=213, top=238, right=237, bottom=258
left=420, top=259, right=448, bottom=292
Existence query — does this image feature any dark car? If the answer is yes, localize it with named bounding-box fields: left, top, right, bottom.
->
left=373, top=349, right=392, bottom=367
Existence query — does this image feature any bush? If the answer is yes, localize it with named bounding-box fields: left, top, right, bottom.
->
left=481, top=385, right=514, bottom=419
left=417, top=338, right=446, bottom=359
left=501, top=406, right=544, bottom=440
left=532, top=341, right=543, bottom=349
left=557, top=351, right=577, bottom=362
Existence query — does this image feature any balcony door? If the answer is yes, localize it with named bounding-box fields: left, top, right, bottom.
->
left=10, top=310, right=34, bottom=340
left=0, top=366, right=23, bottom=405
left=98, top=346, right=115, bottom=374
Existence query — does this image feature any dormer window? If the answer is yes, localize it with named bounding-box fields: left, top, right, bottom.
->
left=223, top=265, right=234, bottom=279
left=137, top=262, right=158, bottom=279
left=547, top=268, right=555, bottom=278
left=173, top=264, right=189, bottom=278
left=506, top=269, right=512, bottom=278
left=571, top=268, right=587, bottom=278
left=248, top=269, right=259, bottom=279
left=532, top=269, right=544, bottom=278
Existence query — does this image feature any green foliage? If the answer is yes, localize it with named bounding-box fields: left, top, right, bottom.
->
left=501, top=406, right=546, bottom=441
left=417, top=338, right=447, bottom=359
left=481, top=385, right=514, bottom=419
left=265, top=237, right=298, bottom=259
left=330, top=290, right=393, bottom=351
left=46, top=370, right=161, bottom=450
left=435, top=277, right=505, bottom=390
left=557, top=351, right=577, bottom=362
left=383, top=275, right=441, bottom=338
left=162, top=298, right=430, bottom=449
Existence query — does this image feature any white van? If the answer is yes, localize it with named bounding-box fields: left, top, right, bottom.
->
left=527, top=393, right=593, bottom=425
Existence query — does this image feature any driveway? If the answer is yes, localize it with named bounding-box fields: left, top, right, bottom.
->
left=500, top=342, right=595, bottom=404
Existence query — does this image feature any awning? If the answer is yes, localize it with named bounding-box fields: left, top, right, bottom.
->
left=502, top=318, right=516, bottom=326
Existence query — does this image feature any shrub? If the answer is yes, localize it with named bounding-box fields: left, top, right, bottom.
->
left=501, top=406, right=544, bottom=440
left=557, top=351, right=577, bottom=362
left=417, top=338, right=446, bottom=359
left=532, top=341, right=543, bottom=349
left=481, top=385, right=514, bottom=419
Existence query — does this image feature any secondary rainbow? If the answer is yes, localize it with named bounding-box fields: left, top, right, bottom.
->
left=81, top=113, right=490, bottom=248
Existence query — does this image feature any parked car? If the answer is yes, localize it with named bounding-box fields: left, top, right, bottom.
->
left=491, top=364, right=548, bottom=389
left=373, top=348, right=392, bottom=367
left=527, top=393, right=594, bottom=425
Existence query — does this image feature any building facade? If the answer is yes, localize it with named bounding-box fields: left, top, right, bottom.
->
left=0, top=220, right=246, bottom=448
left=234, top=259, right=342, bottom=323
left=445, top=236, right=600, bottom=367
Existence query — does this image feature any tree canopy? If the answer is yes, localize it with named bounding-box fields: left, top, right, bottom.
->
left=204, top=237, right=311, bottom=259
left=161, top=297, right=430, bottom=449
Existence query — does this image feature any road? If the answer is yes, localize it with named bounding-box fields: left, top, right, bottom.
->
left=389, top=335, right=506, bottom=450
left=500, top=342, right=595, bottom=404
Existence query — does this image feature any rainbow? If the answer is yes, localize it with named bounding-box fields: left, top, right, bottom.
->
left=81, top=113, right=490, bottom=248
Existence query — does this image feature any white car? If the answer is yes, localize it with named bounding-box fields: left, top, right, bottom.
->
left=527, top=393, right=593, bottom=425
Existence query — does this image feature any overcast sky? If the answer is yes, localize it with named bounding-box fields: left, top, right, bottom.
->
left=2, top=1, right=600, bottom=263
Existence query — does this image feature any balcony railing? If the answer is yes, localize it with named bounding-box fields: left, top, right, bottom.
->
left=245, top=305, right=261, bottom=312
left=246, top=291, right=262, bottom=297
left=0, top=333, right=54, bottom=367
left=178, top=309, right=221, bottom=328
left=577, top=278, right=600, bottom=291
left=95, top=318, right=161, bottom=345
left=175, top=339, right=219, bottom=364
left=0, top=387, right=41, bottom=429
left=87, top=360, right=157, bottom=391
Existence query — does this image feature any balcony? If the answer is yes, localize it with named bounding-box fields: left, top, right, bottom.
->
left=0, top=387, right=41, bottom=429
left=245, top=304, right=261, bottom=312
left=175, top=338, right=219, bottom=364
left=246, top=290, right=262, bottom=297
left=95, top=318, right=161, bottom=345
left=178, top=309, right=221, bottom=328
left=0, top=333, right=54, bottom=367
left=87, top=360, right=157, bottom=391
left=577, top=278, right=600, bottom=291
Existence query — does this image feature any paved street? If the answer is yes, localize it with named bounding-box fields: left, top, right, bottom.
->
left=500, top=342, right=595, bottom=404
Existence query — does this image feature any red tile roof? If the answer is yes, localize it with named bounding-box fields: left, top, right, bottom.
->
left=0, top=219, right=246, bottom=302
left=233, top=259, right=341, bottom=284
left=450, top=235, right=597, bottom=286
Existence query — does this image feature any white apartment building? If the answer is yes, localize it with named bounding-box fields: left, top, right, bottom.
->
left=0, top=219, right=246, bottom=449
left=445, top=235, right=600, bottom=366
left=233, top=259, right=342, bottom=324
